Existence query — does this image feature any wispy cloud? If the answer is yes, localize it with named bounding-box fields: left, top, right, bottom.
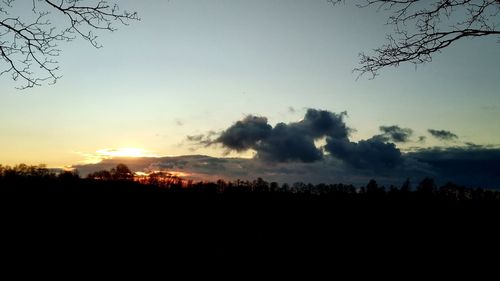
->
left=376, top=125, right=414, bottom=143
left=428, top=129, right=459, bottom=141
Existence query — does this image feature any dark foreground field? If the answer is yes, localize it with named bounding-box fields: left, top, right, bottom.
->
left=1, top=174, right=500, bottom=274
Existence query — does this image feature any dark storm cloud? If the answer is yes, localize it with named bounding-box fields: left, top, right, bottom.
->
left=197, top=109, right=407, bottom=168
left=377, top=125, right=413, bottom=143
left=325, top=137, right=403, bottom=169
left=407, top=146, right=500, bottom=187
left=428, top=129, right=458, bottom=141
left=213, top=109, right=350, bottom=162
left=216, top=115, right=272, bottom=151
left=297, top=109, right=350, bottom=140
left=256, top=122, right=323, bottom=162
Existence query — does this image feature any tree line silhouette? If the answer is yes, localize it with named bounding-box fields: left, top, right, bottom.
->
left=2, top=162, right=500, bottom=265
left=1, top=163, right=499, bottom=202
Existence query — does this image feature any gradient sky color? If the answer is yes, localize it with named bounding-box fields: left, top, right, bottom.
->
left=1, top=0, right=499, bottom=167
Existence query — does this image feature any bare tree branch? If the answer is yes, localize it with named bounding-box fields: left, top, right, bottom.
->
left=0, top=0, right=139, bottom=89
left=329, top=0, right=500, bottom=78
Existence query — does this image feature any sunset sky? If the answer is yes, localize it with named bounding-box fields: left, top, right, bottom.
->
left=0, top=0, right=499, bottom=186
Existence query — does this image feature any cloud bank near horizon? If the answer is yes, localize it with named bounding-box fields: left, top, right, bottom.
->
left=74, top=145, right=500, bottom=188
left=74, top=109, right=500, bottom=189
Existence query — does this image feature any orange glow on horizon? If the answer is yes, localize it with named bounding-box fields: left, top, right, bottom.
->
left=134, top=170, right=190, bottom=178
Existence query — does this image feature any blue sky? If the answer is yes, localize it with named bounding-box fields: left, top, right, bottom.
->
left=0, top=0, right=499, bottom=168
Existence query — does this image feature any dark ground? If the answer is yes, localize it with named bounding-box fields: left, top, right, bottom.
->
left=1, top=178, right=499, bottom=275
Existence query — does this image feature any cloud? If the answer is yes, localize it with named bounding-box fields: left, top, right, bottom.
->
left=186, top=131, right=218, bottom=147
left=179, top=109, right=500, bottom=188
left=299, top=109, right=350, bottom=140
left=325, top=137, right=403, bottom=169
left=428, top=129, right=458, bottom=141
left=186, top=135, right=204, bottom=142
left=191, top=109, right=405, bottom=169
left=175, top=119, right=184, bottom=126
left=377, top=125, right=413, bottom=143
left=407, top=146, right=500, bottom=187
left=255, top=122, right=323, bottom=162
left=73, top=144, right=500, bottom=189
left=216, top=115, right=272, bottom=152
left=73, top=155, right=395, bottom=187
left=208, top=109, right=350, bottom=162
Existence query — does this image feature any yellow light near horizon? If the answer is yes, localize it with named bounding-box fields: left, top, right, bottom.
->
left=96, top=148, right=152, bottom=158
left=76, top=147, right=160, bottom=165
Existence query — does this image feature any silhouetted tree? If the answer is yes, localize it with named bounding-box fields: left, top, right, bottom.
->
left=58, top=170, right=80, bottom=181
left=87, top=170, right=112, bottom=180
left=366, top=179, right=386, bottom=198
left=417, top=177, right=437, bottom=199
left=253, top=177, right=269, bottom=192
left=270, top=182, right=279, bottom=192
left=366, top=179, right=379, bottom=193
left=111, top=164, right=134, bottom=181
left=293, top=182, right=307, bottom=193
left=144, top=171, right=184, bottom=189
left=217, top=179, right=227, bottom=193
left=401, top=178, right=411, bottom=193
left=329, top=0, right=500, bottom=77
left=281, top=183, right=290, bottom=193
left=0, top=0, right=139, bottom=89
left=0, top=163, right=53, bottom=179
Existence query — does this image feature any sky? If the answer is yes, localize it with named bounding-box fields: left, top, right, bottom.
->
left=0, top=0, right=499, bottom=186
